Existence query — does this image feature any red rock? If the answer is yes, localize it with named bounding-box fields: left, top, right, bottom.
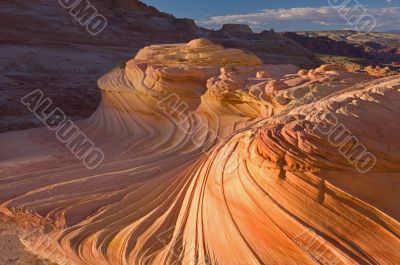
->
left=1, top=40, right=398, bottom=265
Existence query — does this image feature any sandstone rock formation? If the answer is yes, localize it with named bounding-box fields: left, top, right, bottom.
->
left=0, top=0, right=198, bottom=133
left=0, top=0, right=318, bottom=133
left=0, top=39, right=399, bottom=265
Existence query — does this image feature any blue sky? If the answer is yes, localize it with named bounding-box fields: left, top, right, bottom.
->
left=142, top=0, right=400, bottom=32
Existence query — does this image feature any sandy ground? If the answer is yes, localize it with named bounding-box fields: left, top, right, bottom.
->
left=0, top=216, right=56, bottom=265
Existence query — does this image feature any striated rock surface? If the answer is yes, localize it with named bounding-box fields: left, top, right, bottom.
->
left=0, top=39, right=399, bottom=265
left=0, top=0, right=199, bottom=133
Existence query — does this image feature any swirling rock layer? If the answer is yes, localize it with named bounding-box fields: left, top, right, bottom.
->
left=0, top=39, right=399, bottom=265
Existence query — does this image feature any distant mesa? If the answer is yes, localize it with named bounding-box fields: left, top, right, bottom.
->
left=216, top=24, right=254, bottom=37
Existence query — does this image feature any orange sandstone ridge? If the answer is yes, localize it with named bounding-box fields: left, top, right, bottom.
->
left=0, top=39, right=399, bottom=265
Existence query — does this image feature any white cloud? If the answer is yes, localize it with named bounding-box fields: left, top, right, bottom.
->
left=197, top=6, right=400, bottom=31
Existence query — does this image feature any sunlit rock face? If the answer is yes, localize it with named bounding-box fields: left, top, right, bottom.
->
left=0, top=39, right=399, bottom=265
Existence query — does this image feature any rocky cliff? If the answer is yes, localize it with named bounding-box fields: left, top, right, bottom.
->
left=285, top=31, right=400, bottom=65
